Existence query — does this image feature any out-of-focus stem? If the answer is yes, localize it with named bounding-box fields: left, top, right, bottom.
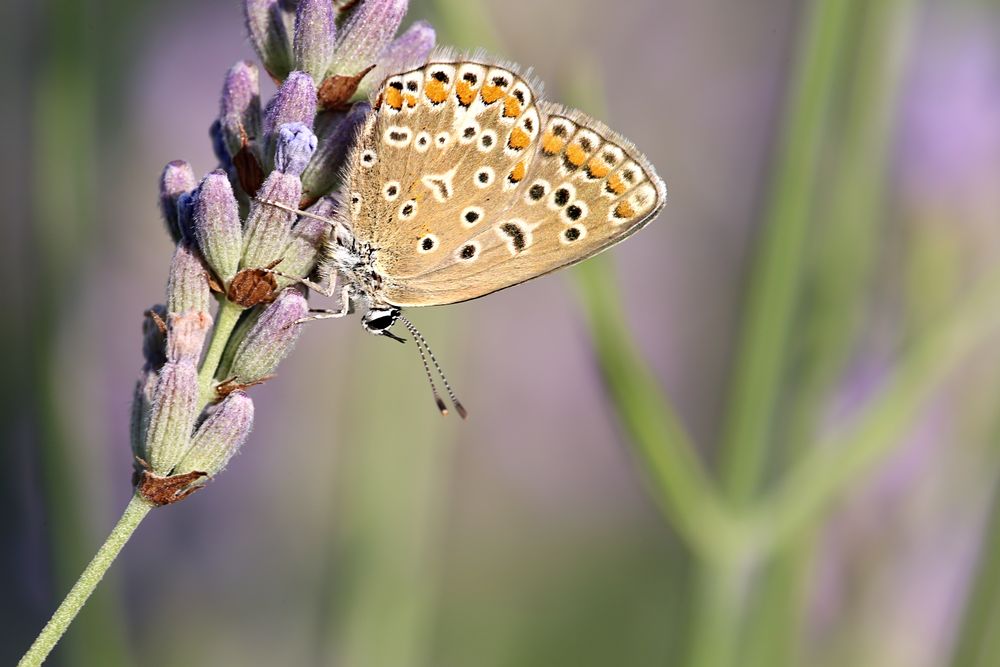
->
left=18, top=496, right=154, bottom=667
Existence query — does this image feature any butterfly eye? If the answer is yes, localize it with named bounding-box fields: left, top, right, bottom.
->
left=362, top=308, right=400, bottom=332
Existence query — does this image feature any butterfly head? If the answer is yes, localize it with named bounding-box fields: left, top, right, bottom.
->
left=362, top=306, right=405, bottom=343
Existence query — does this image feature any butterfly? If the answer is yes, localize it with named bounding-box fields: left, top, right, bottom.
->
left=270, top=53, right=666, bottom=416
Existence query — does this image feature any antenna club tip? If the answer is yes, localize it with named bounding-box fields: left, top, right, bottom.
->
left=435, top=397, right=449, bottom=415
left=454, top=402, right=468, bottom=419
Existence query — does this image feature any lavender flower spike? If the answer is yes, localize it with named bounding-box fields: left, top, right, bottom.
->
left=228, top=287, right=309, bottom=384
left=244, top=0, right=294, bottom=80
left=293, top=0, right=337, bottom=84
left=263, top=71, right=318, bottom=165
left=275, top=122, right=319, bottom=176
left=366, top=19, right=435, bottom=92
left=174, top=392, right=255, bottom=478
left=194, top=170, right=243, bottom=286
left=219, top=61, right=262, bottom=160
left=159, top=160, right=197, bottom=243
left=328, top=0, right=407, bottom=78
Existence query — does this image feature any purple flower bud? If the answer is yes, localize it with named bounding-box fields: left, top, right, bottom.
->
left=367, top=20, right=435, bottom=91
left=275, top=122, right=318, bottom=176
left=219, top=61, right=263, bottom=160
left=175, top=191, right=197, bottom=242
left=293, top=0, right=337, bottom=83
left=166, top=311, right=213, bottom=364
left=263, top=71, right=318, bottom=167
left=167, top=242, right=211, bottom=315
left=144, top=358, right=200, bottom=475
left=142, top=304, right=168, bottom=370
left=209, top=120, right=234, bottom=171
left=329, top=0, right=407, bottom=77
left=244, top=0, right=295, bottom=80
left=159, top=160, right=197, bottom=243
left=229, top=287, right=309, bottom=383
left=276, top=195, right=337, bottom=287
left=174, top=392, right=255, bottom=477
left=194, top=170, right=244, bottom=286
left=130, top=370, right=158, bottom=461
left=241, top=171, right=303, bottom=268
left=301, top=101, right=369, bottom=201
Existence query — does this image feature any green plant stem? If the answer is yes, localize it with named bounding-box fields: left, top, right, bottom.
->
left=574, top=259, right=733, bottom=559
left=19, top=495, right=154, bottom=667
left=717, top=0, right=853, bottom=505
left=751, top=266, right=1000, bottom=553
left=197, top=299, right=244, bottom=405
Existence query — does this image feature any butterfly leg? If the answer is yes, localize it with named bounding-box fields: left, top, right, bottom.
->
left=294, top=285, right=354, bottom=324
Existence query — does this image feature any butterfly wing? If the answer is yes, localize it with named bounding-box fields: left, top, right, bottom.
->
left=345, top=56, right=666, bottom=307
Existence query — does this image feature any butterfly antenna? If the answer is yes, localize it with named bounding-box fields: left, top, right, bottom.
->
left=399, top=316, right=467, bottom=419
left=258, top=198, right=337, bottom=228
left=401, top=319, right=449, bottom=416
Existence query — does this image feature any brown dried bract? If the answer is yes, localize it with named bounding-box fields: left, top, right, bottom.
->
left=235, top=145, right=266, bottom=197
left=145, top=309, right=168, bottom=335
left=318, top=64, right=376, bottom=111
left=134, top=463, right=208, bottom=507
left=214, top=377, right=272, bottom=400
left=206, top=270, right=225, bottom=294
left=227, top=263, right=280, bottom=307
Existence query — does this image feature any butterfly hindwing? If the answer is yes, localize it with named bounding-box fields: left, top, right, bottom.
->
left=344, top=56, right=666, bottom=307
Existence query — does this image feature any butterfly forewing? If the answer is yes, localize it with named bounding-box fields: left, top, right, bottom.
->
left=345, top=57, right=666, bottom=307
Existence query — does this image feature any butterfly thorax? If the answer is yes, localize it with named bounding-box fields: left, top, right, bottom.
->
left=323, top=231, right=393, bottom=310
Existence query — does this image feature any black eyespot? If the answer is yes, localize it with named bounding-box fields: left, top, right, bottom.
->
left=437, top=135, right=447, bottom=144
left=566, top=204, right=582, bottom=221
left=362, top=153, right=374, bottom=163
left=421, top=237, right=434, bottom=251
left=623, top=169, right=636, bottom=183
left=524, top=117, right=534, bottom=132
left=564, top=227, right=581, bottom=242
left=387, top=185, right=398, bottom=196
left=463, top=126, right=476, bottom=138
left=477, top=171, right=490, bottom=183
left=603, top=151, right=615, bottom=163
left=554, top=188, right=570, bottom=206
left=460, top=244, right=476, bottom=259
left=418, top=136, right=428, bottom=146
left=513, top=89, right=525, bottom=103
left=402, top=203, right=415, bottom=216
left=406, top=81, right=418, bottom=91
left=389, top=130, right=407, bottom=141
left=389, top=81, right=403, bottom=90
left=492, top=76, right=509, bottom=87
left=465, top=210, right=480, bottom=223
left=463, top=72, right=478, bottom=83
left=500, top=222, right=526, bottom=251
left=529, top=184, right=545, bottom=200
left=351, top=194, right=360, bottom=204
left=579, top=137, right=593, bottom=152
left=481, top=134, right=494, bottom=147
left=553, top=124, right=568, bottom=137
left=431, top=70, right=449, bottom=83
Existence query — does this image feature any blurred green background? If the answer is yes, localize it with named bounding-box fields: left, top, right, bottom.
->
left=5, top=0, right=1000, bottom=665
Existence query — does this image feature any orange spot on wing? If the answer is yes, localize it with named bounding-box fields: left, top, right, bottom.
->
left=480, top=84, right=503, bottom=104
left=586, top=157, right=611, bottom=178
left=403, top=94, right=418, bottom=108
left=509, top=161, right=526, bottom=183
left=503, top=95, right=522, bottom=118
left=565, top=144, right=587, bottom=167
left=508, top=127, right=531, bottom=150
left=385, top=87, right=403, bottom=110
left=455, top=81, right=476, bottom=106
left=541, top=132, right=564, bottom=156
left=615, top=201, right=636, bottom=219
left=607, top=173, right=627, bottom=195
left=425, top=79, right=448, bottom=104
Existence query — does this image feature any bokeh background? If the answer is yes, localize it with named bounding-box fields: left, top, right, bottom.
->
left=4, top=0, right=1000, bottom=665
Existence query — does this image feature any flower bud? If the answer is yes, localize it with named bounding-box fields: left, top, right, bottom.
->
left=263, top=71, right=317, bottom=165
left=209, top=120, right=234, bottom=171
left=130, top=370, right=158, bottom=461
left=228, top=287, right=308, bottom=383
left=301, top=101, right=369, bottom=202
left=193, top=170, right=243, bottom=286
left=274, top=122, right=318, bottom=176
left=144, top=358, right=199, bottom=475
left=219, top=61, right=263, bottom=161
left=366, top=20, right=435, bottom=93
left=241, top=171, right=302, bottom=269
left=293, top=0, right=337, bottom=84
left=174, top=392, right=255, bottom=477
left=276, top=195, right=336, bottom=287
left=175, top=191, right=197, bottom=243
left=329, top=0, right=407, bottom=77
left=167, top=242, right=211, bottom=315
left=159, top=160, right=197, bottom=243
left=244, top=0, right=295, bottom=80
left=166, top=311, right=213, bottom=364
